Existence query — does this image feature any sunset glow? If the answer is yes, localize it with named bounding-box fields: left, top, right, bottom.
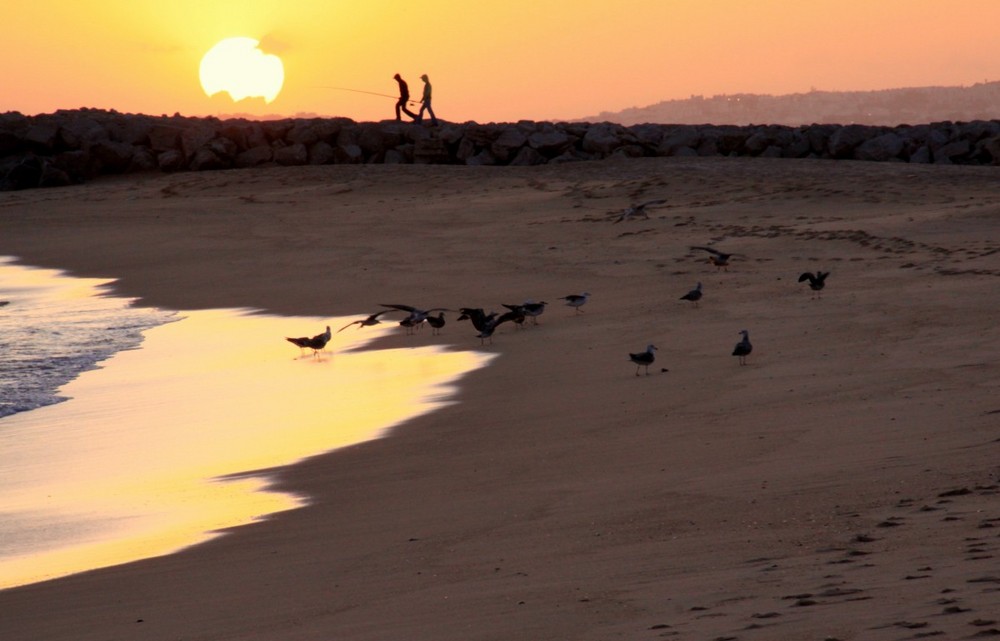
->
left=199, top=37, right=284, bottom=104
left=4, top=1, right=1000, bottom=122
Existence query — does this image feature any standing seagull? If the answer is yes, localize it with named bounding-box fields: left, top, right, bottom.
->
left=629, top=344, right=658, bottom=376
left=690, top=246, right=743, bottom=271
left=612, top=198, right=668, bottom=224
left=679, top=282, right=703, bottom=306
left=732, top=329, right=752, bottom=366
left=560, top=292, right=590, bottom=314
left=426, top=312, right=446, bottom=335
left=521, top=300, right=547, bottom=324
left=286, top=325, right=332, bottom=358
left=798, top=271, right=830, bottom=298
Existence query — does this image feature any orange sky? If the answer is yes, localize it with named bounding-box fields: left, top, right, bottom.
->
left=5, top=1, right=1000, bottom=123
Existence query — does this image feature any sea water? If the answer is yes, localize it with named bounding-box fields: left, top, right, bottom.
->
left=0, top=258, right=493, bottom=589
left=0, top=257, right=175, bottom=418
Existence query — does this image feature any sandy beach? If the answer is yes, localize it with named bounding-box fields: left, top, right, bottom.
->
left=1, top=157, right=998, bottom=640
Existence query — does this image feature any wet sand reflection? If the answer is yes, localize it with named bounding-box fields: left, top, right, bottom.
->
left=0, top=308, right=493, bottom=589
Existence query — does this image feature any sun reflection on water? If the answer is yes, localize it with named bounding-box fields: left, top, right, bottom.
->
left=0, top=308, right=493, bottom=589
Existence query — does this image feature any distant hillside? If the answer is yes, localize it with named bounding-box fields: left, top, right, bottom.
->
left=581, top=82, right=1000, bottom=126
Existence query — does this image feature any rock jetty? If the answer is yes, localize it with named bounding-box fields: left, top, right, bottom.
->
left=3, top=109, right=1000, bottom=190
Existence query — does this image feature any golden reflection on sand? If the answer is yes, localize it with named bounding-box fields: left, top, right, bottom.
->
left=0, top=309, right=493, bottom=589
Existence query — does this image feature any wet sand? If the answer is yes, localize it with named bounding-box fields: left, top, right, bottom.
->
left=1, top=157, right=999, bottom=640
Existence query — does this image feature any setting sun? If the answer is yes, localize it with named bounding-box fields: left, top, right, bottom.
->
left=199, top=37, right=284, bottom=104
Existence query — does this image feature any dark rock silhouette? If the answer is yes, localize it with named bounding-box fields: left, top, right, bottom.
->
left=3, top=107, right=1000, bottom=191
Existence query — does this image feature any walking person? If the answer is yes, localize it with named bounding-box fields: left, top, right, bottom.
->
left=393, top=73, right=419, bottom=121
left=417, top=74, right=438, bottom=125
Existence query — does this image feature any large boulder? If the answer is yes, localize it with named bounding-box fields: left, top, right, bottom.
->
left=58, top=116, right=109, bottom=149
left=855, top=132, right=905, bottom=162
left=527, top=127, right=571, bottom=155
left=234, top=145, right=274, bottom=168
left=491, top=125, right=529, bottom=161
left=23, top=123, right=60, bottom=150
left=90, top=140, right=136, bottom=172
left=828, top=124, right=877, bottom=158
left=274, top=142, right=309, bottom=165
left=148, top=125, right=182, bottom=153
left=933, top=139, right=971, bottom=164
left=581, top=123, right=624, bottom=155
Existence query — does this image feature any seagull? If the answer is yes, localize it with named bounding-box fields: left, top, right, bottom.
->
left=286, top=325, right=332, bottom=358
left=798, top=271, right=830, bottom=298
left=475, top=310, right=520, bottom=345
left=690, top=246, right=743, bottom=271
left=560, top=292, right=590, bottom=313
left=629, top=344, right=658, bottom=376
left=426, top=312, right=446, bottom=335
left=612, top=198, right=668, bottom=224
left=520, top=300, right=547, bottom=324
left=337, top=310, right=394, bottom=332
left=457, top=307, right=496, bottom=334
left=380, top=304, right=450, bottom=335
left=679, top=282, right=703, bottom=306
left=732, top=329, right=752, bottom=365
left=500, top=304, right=528, bottom=329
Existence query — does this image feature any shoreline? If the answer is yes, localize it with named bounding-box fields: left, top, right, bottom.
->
left=0, top=298, right=492, bottom=590
left=1, top=157, right=998, bottom=640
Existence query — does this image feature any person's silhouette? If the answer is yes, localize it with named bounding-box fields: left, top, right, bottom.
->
left=417, top=74, right=438, bottom=126
left=393, top=74, right=419, bottom=121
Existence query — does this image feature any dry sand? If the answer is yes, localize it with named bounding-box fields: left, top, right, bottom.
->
left=1, top=157, right=999, bottom=640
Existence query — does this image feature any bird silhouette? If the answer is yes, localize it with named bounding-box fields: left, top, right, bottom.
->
left=426, top=312, right=446, bottom=335
left=521, top=300, right=548, bottom=325
left=286, top=325, right=332, bottom=358
left=559, top=292, right=590, bottom=313
left=629, top=344, right=658, bottom=376
left=380, top=304, right=450, bottom=335
left=679, top=282, right=703, bottom=306
left=474, top=310, right=520, bottom=345
left=798, top=271, right=830, bottom=298
left=690, top=246, right=743, bottom=271
left=612, top=198, right=667, bottom=224
left=732, top=329, right=752, bottom=365
left=337, top=310, right=394, bottom=332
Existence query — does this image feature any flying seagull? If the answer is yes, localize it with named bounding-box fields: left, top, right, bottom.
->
left=732, top=329, right=752, bottom=366
left=612, top=198, right=668, bottom=224
left=679, top=282, right=703, bottom=306
left=560, top=292, right=590, bottom=313
left=690, top=246, right=743, bottom=271
left=338, top=310, right=394, bottom=332
left=798, top=271, right=830, bottom=298
left=629, top=344, right=658, bottom=376
left=286, top=325, right=332, bottom=358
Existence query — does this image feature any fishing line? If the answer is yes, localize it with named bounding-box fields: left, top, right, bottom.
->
left=313, top=86, right=419, bottom=105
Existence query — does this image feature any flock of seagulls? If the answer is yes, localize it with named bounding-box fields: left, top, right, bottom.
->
left=285, top=200, right=830, bottom=375
left=290, top=293, right=593, bottom=354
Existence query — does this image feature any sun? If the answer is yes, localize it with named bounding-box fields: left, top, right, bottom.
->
left=199, top=37, right=284, bottom=104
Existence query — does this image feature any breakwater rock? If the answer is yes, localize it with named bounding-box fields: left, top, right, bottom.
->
left=3, top=109, right=1000, bottom=190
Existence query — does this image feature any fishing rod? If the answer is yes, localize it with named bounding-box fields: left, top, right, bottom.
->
left=313, top=86, right=419, bottom=105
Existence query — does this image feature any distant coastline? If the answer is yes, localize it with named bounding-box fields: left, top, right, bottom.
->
left=580, top=81, right=1000, bottom=127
